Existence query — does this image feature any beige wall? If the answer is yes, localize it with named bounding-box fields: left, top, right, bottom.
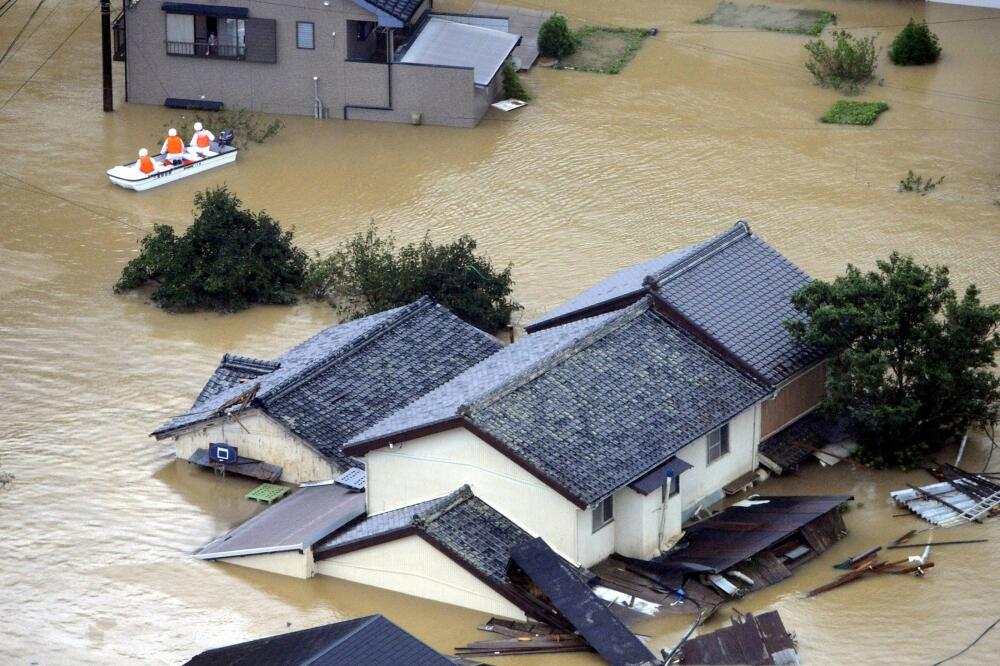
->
left=169, top=409, right=339, bottom=484
left=675, top=404, right=760, bottom=517
left=761, top=362, right=827, bottom=439
left=316, top=535, right=527, bottom=620
left=365, top=428, right=581, bottom=562
left=218, top=548, right=314, bottom=579
left=613, top=486, right=682, bottom=560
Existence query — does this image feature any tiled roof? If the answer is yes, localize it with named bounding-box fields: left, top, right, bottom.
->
left=154, top=298, right=502, bottom=469
left=469, top=301, right=770, bottom=505
left=317, top=486, right=536, bottom=592
left=184, top=614, right=454, bottom=666
left=343, top=312, right=617, bottom=446
left=649, top=222, right=824, bottom=383
left=527, top=222, right=823, bottom=384
left=347, top=299, right=770, bottom=507
left=356, top=0, right=425, bottom=22
left=191, top=354, right=279, bottom=408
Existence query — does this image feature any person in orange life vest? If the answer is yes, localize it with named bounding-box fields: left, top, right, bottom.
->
left=136, top=148, right=155, bottom=175
left=161, top=128, right=185, bottom=165
left=190, top=122, right=215, bottom=156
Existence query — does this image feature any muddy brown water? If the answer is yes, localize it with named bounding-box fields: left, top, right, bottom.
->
left=2, top=0, right=999, bottom=663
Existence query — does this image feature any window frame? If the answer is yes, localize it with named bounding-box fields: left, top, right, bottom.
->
left=296, top=20, right=315, bottom=50
left=591, top=496, right=614, bottom=533
left=707, top=423, right=730, bottom=464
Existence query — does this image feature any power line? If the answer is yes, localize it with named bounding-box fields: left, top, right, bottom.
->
left=0, top=0, right=45, bottom=67
left=930, top=617, right=1000, bottom=666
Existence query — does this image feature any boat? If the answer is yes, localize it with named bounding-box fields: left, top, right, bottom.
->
left=107, top=129, right=238, bottom=191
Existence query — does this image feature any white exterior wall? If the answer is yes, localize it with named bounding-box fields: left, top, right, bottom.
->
left=365, top=429, right=581, bottom=562
left=613, top=486, right=682, bottom=560
left=675, top=404, right=760, bottom=518
left=169, top=410, right=339, bottom=484
left=218, top=548, right=314, bottom=579
left=316, top=535, right=527, bottom=620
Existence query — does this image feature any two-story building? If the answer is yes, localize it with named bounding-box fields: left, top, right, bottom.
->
left=121, top=0, right=520, bottom=126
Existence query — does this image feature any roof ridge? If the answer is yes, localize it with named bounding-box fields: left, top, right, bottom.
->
left=644, top=220, right=751, bottom=289
left=304, top=615, right=380, bottom=666
left=262, top=297, right=436, bottom=403
left=412, top=485, right=472, bottom=528
left=463, top=299, right=652, bottom=417
left=221, top=353, right=280, bottom=373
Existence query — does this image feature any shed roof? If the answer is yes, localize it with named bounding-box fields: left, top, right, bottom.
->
left=184, top=614, right=455, bottom=666
left=346, top=299, right=770, bottom=507
left=399, top=18, right=520, bottom=86
left=315, top=486, right=537, bottom=595
left=196, top=483, right=366, bottom=560
left=527, top=222, right=823, bottom=384
left=154, top=298, right=502, bottom=469
left=353, top=0, right=425, bottom=23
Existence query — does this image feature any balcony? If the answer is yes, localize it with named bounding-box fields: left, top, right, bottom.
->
left=165, top=40, right=245, bottom=60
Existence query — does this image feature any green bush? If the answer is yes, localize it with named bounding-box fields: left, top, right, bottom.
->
left=165, top=108, right=284, bottom=149
left=538, top=14, right=579, bottom=59
left=501, top=62, right=531, bottom=101
left=898, top=170, right=944, bottom=194
left=889, top=19, right=941, bottom=66
left=115, top=186, right=307, bottom=312
left=805, top=29, right=879, bottom=94
left=820, top=100, right=888, bottom=125
left=304, top=225, right=521, bottom=333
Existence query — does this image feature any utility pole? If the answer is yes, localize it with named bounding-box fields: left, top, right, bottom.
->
left=100, top=0, right=113, bottom=111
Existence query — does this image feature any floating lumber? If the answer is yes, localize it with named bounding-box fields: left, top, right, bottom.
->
left=677, top=611, right=798, bottom=665
left=509, top=538, right=658, bottom=666
left=833, top=546, right=881, bottom=570
left=187, top=447, right=282, bottom=482
left=886, top=539, right=987, bottom=550
left=807, top=557, right=933, bottom=598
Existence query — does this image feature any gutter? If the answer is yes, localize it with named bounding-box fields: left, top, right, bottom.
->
left=196, top=543, right=303, bottom=560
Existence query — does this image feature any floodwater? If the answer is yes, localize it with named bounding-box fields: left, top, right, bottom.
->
left=1, top=0, right=999, bottom=663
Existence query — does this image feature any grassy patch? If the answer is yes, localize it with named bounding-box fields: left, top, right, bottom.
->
left=558, top=27, right=648, bottom=74
left=820, top=100, right=889, bottom=125
left=698, top=2, right=835, bottom=35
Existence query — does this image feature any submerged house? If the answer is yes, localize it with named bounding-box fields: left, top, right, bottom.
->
left=154, top=297, right=501, bottom=482
left=120, top=0, right=521, bottom=126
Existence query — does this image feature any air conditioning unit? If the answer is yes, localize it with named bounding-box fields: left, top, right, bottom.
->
left=209, top=443, right=238, bottom=463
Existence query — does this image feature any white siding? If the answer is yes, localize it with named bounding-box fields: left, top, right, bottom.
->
left=316, top=535, right=527, bottom=620
left=613, top=486, right=682, bottom=560
left=676, top=404, right=760, bottom=517
left=218, top=549, right=313, bottom=579
left=365, top=428, right=581, bottom=562
left=170, top=410, right=339, bottom=484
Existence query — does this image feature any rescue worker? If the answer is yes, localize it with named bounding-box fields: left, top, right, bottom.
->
left=161, top=128, right=185, bottom=166
left=190, top=122, right=216, bottom=156
left=136, top=148, right=155, bottom=175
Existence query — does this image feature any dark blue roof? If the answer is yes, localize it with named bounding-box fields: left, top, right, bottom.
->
left=352, top=0, right=425, bottom=22
left=184, top=614, right=454, bottom=666
left=528, top=222, right=823, bottom=384
left=347, top=299, right=769, bottom=506
left=155, top=298, right=502, bottom=469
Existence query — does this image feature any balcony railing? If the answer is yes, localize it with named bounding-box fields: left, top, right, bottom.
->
left=165, top=41, right=245, bottom=60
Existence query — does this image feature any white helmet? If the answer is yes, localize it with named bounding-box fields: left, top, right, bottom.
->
left=193, top=122, right=203, bottom=131
left=139, top=148, right=149, bottom=157
left=168, top=128, right=178, bottom=136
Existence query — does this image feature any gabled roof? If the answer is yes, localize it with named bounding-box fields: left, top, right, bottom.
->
left=184, top=614, right=454, bottom=666
left=154, top=298, right=502, bottom=469
left=346, top=299, right=770, bottom=507
left=526, top=222, right=823, bottom=384
left=315, top=486, right=537, bottom=600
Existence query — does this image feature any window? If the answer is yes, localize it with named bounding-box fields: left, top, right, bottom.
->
left=707, top=423, right=730, bottom=464
left=592, top=496, right=614, bottom=532
left=296, top=21, right=315, bottom=49
left=661, top=474, right=680, bottom=501
left=165, top=13, right=246, bottom=59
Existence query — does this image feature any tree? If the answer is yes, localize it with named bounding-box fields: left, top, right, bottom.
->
left=785, top=253, right=1000, bottom=468
left=538, top=14, right=579, bottom=59
left=115, top=186, right=307, bottom=312
left=304, top=225, right=521, bottom=334
left=889, top=19, right=941, bottom=66
left=502, top=61, right=531, bottom=101
left=804, top=29, right=879, bottom=94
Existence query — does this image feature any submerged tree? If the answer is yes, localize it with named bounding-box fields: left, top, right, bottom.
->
left=786, top=253, right=1000, bottom=469
left=538, top=14, right=579, bottom=60
left=889, top=19, right=941, bottom=66
left=115, top=186, right=307, bottom=312
left=304, top=225, right=521, bottom=334
left=804, top=29, right=879, bottom=94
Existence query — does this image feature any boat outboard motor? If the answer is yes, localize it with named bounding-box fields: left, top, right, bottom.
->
left=217, top=128, right=235, bottom=147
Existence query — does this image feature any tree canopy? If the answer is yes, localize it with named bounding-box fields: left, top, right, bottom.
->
left=115, top=186, right=307, bottom=312
left=786, top=252, right=1000, bottom=468
left=304, top=225, right=520, bottom=334
left=889, top=19, right=941, bottom=66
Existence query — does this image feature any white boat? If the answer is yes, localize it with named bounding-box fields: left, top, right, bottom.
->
left=107, top=131, right=238, bottom=191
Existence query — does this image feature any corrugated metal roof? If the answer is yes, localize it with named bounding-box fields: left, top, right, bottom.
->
left=890, top=480, right=1000, bottom=527
left=399, top=18, right=520, bottom=86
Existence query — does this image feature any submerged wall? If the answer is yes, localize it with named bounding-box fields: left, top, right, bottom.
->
left=218, top=549, right=314, bottom=579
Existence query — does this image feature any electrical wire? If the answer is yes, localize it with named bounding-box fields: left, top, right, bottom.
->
left=929, top=617, right=1000, bottom=666
left=0, top=0, right=44, bottom=67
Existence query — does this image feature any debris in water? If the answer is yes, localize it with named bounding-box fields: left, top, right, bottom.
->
left=674, top=610, right=798, bottom=665
left=890, top=464, right=1000, bottom=527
